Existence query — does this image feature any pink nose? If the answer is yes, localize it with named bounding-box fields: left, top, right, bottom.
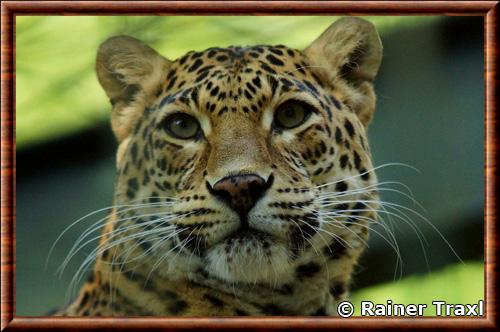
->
left=208, top=174, right=273, bottom=217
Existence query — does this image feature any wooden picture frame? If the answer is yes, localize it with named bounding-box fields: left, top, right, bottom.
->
left=1, top=1, right=497, bottom=330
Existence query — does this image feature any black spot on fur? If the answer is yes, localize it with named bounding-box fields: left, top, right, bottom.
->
left=207, top=49, right=217, bottom=58
left=323, top=240, right=347, bottom=260
left=319, top=141, right=327, bottom=154
left=179, top=55, right=188, bottom=65
left=266, top=54, right=284, bottom=66
left=330, top=94, right=341, bottom=109
left=360, top=168, right=370, bottom=180
left=195, top=70, right=210, bottom=83
left=330, top=282, right=347, bottom=298
left=313, top=168, right=324, bottom=176
left=168, top=299, right=188, bottom=314
left=304, top=80, right=319, bottom=96
left=252, top=76, right=261, bottom=89
left=188, top=59, right=203, bottom=72
left=335, top=181, right=348, bottom=193
left=164, top=291, right=188, bottom=314
left=210, top=85, right=220, bottom=97
left=261, top=62, right=277, bottom=75
left=268, top=75, right=278, bottom=95
left=216, top=55, right=228, bottom=62
left=190, top=52, right=203, bottom=59
left=244, top=89, right=253, bottom=99
left=353, top=151, right=361, bottom=170
left=166, top=75, right=177, bottom=91
left=197, top=65, right=214, bottom=74
left=340, top=155, right=349, bottom=169
left=130, top=143, right=138, bottom=163
left=295, top=63, right=306, bottom=74
left=351, top=202, right=366, bottom=214
left=80, top=292, right=90, bottom=307
left=166, top=69, right=176, bottom=80
left=296, top=261, right=321, bottom=279
left=203, top=294, right=225, bottom=309
left=344, top=119, right=355, bottom=138
left=127, top=178, right=138, bottom=191
left=288, top=213, right=319, bottom=247
left=246, top=81, right=256, bottom=94
left=269, top=47, right=284, bottom=56
left=190, top=88, right=199, bottom=107
left=218, top=106, right=229, bottom=116
left=335, top=127, right=343, bottom=144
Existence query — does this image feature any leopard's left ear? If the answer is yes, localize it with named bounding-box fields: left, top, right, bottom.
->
left=304, top=17, right=383, bottom=126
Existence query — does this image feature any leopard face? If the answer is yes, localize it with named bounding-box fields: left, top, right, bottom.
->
left=86, top=17, right=382, bottom=315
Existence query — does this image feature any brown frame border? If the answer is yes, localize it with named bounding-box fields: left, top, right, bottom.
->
left=1, top=1, right=497, bottom=330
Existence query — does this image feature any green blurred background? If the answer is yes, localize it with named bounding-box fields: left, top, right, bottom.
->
left=16, top=16, right=484, bottom=316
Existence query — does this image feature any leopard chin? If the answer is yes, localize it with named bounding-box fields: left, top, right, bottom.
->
left=204, top=229, right=294, bottom=285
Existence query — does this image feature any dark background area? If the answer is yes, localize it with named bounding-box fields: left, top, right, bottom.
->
left=16, top=16, right=484, bottom=315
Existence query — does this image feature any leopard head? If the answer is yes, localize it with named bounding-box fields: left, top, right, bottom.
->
left=95, top=17, right=382, bottom=292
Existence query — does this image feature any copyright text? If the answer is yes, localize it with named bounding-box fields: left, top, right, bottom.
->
left=336, top=300, right=484, bottom=317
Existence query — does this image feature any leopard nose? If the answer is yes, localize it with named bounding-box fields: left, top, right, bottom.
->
left=207, top=174, right=274, bottom=218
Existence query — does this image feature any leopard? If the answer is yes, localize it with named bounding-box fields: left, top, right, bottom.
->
left=58, top=17, right=383, bottom=316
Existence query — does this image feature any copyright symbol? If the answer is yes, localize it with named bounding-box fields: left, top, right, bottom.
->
left=337, top=301, right=354, bottom=318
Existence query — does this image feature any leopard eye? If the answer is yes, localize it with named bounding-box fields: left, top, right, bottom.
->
left=161, top=113, right=200, bottom=139
left=274, top=100, right=313, bottom=129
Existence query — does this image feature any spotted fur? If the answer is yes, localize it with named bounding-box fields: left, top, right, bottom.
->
left=59, top=17, right=383, bottom=316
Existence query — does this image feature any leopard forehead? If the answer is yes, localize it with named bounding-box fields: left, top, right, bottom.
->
left=153, top=45, right=339, bottom=121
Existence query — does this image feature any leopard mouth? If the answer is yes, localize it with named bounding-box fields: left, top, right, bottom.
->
left=224, top=227, right=273, bottom=244
left=209, top=207, right=277, bottom=246
left=177, top=220, right=275, bottom=257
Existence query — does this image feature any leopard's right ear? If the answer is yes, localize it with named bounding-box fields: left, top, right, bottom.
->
left=96, top=35, right=170, bottom=142
left=304, top=18, right=382, bottom=127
